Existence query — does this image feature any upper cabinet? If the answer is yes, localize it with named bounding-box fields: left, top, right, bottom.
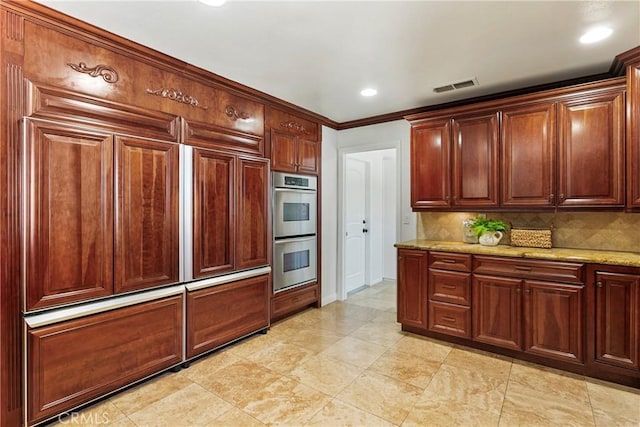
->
left=501, top=102, right=556, bottom=208
left=558, top=90, right=624, bottom=208
left=24, top=118, right=180, bottom=311
left=408, top=79, right=626, bottom=211
left=185, top=136, right=269, bottom=281
left=411, top=112, right=499, bottom=208
left=626, top=55, right=640, bottom=209
left=267, top=107, right=320, bottom=175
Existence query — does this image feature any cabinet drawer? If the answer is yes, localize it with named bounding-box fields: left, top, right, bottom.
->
left=27, top=296, right=183, bottom=424
left=187, top=274, right=269, bottom=359
left=429, top=269, right=471, bottom=306
left=473, top=256, right=584, bottom=284
left=429, top=301, right=471, bottom=338
left=429, top=252, right=472, bottom=272
left=271, top=284, right=318, bottom=320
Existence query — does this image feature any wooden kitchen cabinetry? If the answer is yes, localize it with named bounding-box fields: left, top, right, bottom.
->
left=267, top=107, right=320, bottom=175
left=115, top=136, right=180, bottom=293
left=397, top=248, right=428, bottom=329
left=410, top=112, right=499, bottom=208
left=590, top=267, right=639, bottom=371
left=24, top=119, right=179, bottom=311
left=271, top=283, right=320, bottom=321
left=473, top=256, right=584, bottom=363
left=473, top=274, right=523, bottom=350
left=26, top=295, right=183, bottom=425
left=408, top=79, right=626, bottom=210
left=428, top=252, right=472, bottom=338
left=557, top=90, right=625, bottom=208
left=187, top=134, right=269, bottom=280
left=186, top=274, right=269, bottom=358
left=501, top=102, right=556, bottom=207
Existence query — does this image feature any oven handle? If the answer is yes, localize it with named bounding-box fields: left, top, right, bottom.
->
left=273, top=187, right=317, bottom=194
left=274, top=235, right=317, bottom=245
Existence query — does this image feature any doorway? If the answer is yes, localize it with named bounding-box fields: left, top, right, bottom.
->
left=338, top=147, right=399, bottom=301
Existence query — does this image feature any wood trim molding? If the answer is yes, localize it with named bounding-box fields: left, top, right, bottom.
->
left=0, top=0, right=337, bottom=129
left=338, top=72, right=616, bottom=129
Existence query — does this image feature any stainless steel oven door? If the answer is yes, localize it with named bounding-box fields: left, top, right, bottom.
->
left=273, top=188, right=317, bottom=238
left=273, top=236, right=317, bottom=292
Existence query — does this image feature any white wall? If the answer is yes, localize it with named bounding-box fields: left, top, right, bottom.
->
left=337, top=120, right=415, bottom=242
left=382, top=153, right=397, bottom=280
left=321, top=126, right=338, bottom=305
left=321, top=120, right=414, bottom=304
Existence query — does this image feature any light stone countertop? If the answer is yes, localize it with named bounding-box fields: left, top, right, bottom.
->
left=394, top=240, right=640, bottom=267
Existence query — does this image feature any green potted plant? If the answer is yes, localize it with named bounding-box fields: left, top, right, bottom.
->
left=470, top=217, right=508, bottom=246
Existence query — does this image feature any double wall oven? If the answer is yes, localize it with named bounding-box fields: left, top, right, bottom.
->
left=272, top=172, right=317, bottom=293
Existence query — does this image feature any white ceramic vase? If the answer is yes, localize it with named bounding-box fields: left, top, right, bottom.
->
left=479, top=231, right=503, bottom=246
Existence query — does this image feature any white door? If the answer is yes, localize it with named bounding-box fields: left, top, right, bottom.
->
left=345, top=157, right=367, bottom=293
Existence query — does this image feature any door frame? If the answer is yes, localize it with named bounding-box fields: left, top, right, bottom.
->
left=344, top=156, right=370, bottom=294
left=337, top=141, right=402, bottom=301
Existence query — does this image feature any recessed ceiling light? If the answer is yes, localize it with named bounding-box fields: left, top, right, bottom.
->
left=579, top=27, right=613, bottom=44
left=360, top=88, right=377, bottom=97
left=199, top=0, right=226, bottom=6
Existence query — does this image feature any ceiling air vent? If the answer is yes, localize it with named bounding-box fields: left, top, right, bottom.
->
left=433, top=78, right=478, bottom=93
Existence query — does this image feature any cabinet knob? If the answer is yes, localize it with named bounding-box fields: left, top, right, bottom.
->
left=596, top=281, right=603, bottom=288
left=515, top=288, right=521, bottom=293
left=549, top=194, right=555, bottom=202
left=559, top=193, right=565, bottom=200
left=525, top=289, right=531, bottom=294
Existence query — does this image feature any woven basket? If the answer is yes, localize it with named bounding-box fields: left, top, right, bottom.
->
left=510, top=228, right=552, bottom=249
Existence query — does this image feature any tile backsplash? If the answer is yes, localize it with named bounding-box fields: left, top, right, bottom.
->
left=417, top=212, right=640, bottom=253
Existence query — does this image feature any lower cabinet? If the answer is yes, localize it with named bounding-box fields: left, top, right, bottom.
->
left=472, top=274, right=523, bottom=350
left=186, top=274, right=269, bottom=358
left=592, top=268, right=640, bottom=371
left=396, top=250, right=635, bottom=384
left=523, top=280, right=583, bottom=363
left=27, top=296, right=183, bottom=425
left=271, top=283, right=318, bottom=321
left=397, top=249, right=428, bottom=329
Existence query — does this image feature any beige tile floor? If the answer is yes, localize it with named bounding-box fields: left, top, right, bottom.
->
left=54, top=280, right=640, bottom=427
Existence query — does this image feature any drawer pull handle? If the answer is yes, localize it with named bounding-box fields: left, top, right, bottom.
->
left=596, top=281, right=603, bottom=288
left=442, top=284, right=456, bottom=290
left=442, top=316, right=457, bottom=323
left=441, top=259, right=456, bottom=264
left=514, top=266, right=532, bottom=271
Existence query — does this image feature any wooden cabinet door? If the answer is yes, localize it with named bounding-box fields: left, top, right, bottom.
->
left=270, top=129, right=297, bottom=173
left=27, top=296, right=183, bottom=425
left=628, top=62, right=640, bottom=208
left=501, top=103, right=556, bottom=207
left=411, top=119, right=451, bottom=208
left=523, top=280, right=583, bottom=364
left=397, top=249, right=428, bottom=329
left=595, top=272, right=640, bottom=370
left=451, top=112, right=499, bottom=207
left=115, top=137, right=179, bottom=293
left=186, top=274, right=269, bottom=358
left=236, top=157, right=269, bottom=270
left=192, top=148, right=235, bottom=278
left=473, top=274, right=523, bottom=350
left=25, top=121, right=113, bottom=311
left=558, top=91, right=624, bottom=207
left=297, top=138, right=319, bottom=175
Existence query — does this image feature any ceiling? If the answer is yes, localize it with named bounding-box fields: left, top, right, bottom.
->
left=37, top=0, right=640, bottom=124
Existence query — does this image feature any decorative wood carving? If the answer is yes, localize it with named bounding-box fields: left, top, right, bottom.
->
left=145, top=87, right=208, bottom=109
left=6, top=11, right=24, bottom=41
left=225, top=105, right=250, bottom=121
left=280, top=120, right=311, bottom=135
left=66, top=62, right=119, bottom=83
